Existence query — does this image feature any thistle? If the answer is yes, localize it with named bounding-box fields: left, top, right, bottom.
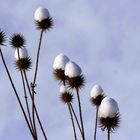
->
left=53, top=53, right=69, bottom=84
left=98, top=97, right=121, bottom=140
left=34, top=7, right=53, bottom=31
left=10, top=34, right=25, bottom=48
left=90, top=84, right=105, bottom=140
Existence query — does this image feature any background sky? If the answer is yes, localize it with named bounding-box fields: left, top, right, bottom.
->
left=0, top=0, right=140, bottom=139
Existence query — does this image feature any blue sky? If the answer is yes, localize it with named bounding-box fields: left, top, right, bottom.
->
left=0, top=0, right=140, bottom=139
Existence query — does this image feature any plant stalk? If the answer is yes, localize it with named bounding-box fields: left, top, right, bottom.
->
left=0, top=48, right=35, bottom=139
left=68, top=104, right=77, bottom=140
left=76, top=89, right=85, bottom=140
left=94, top=106, right=99, bottom=140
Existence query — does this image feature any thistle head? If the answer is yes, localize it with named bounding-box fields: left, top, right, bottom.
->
left=34, top=7, right=53, bottom=31
left=15, top=57, right=32, bottom=71
left=10, top=34, right=25, bottom=48
left=0, top=29, right=6, bottom=46
left=53, top=54, right=69, bottom=84
left=90, top=85, right=105, bottom=106
left=65, top=61, right=85, bottom=90
left=60, top=85, right=73, bottom=104
left=99, top=97, right=120, bottom=132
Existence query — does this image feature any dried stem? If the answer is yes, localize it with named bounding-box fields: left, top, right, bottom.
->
left=20, top=70, right=34, bottom=133
left=23, top=70, right=48, bottom=140
left=0, top=48, right=35, bottom=139
left=107, top=129, right=110, bottom=140
left=69, top=103, right=83, bottom=134
left=94, top=106, right=99, bottom=140
left=68, top=104, right=77, bottom=140
left=76, top=89, right=85, bottom=140
left=31, top=30, right=44, bottom=139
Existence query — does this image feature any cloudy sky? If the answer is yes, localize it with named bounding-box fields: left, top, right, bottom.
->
left=0, top=0, right=140, bottom=139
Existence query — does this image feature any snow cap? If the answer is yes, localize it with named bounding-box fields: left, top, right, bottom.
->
left=65, top=61, right=82, bottom=78
left=60, top=85, right=67, bottom=94
left=99, top=97, right=119, bottom=118
left=14, top=48, right=28, bottom=60
left=34, top=7, right=50, bottom=22
left=90, top=85, right=103, bottom=98
left=53, top=53, right=69, bottom=70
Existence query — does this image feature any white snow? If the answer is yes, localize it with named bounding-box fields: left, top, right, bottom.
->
left=53, top=53, right=69, bottom=70
left=14, top=48, right=28, bottom=60
left=34, top=7, right=50, bottom=22
left=90, top=85, right=103, bottom=98
left=99, top=97, right=119, bottom=118
left=65, top=61, right=82, bottom=78
left=60, top=85, right=67, bottom=93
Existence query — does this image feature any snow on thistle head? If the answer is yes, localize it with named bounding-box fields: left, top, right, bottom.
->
left=59, top=85, right=73, bottom=104
left=65, top=61, right=85, bottom=90
left=99, top=97, right=120, bottom=132
left=0, top=29, right=6, bottom=46
left=53, top=53, right=69, bottom=70
left=34, top=7, right=53, bottom=31
left=14, top=47, right=28, bottom=60
left=53, top=54, right=69, bottom=84
left=90, top=84, right=105, bottom=106
left=99, top=97, right=119, bottom=118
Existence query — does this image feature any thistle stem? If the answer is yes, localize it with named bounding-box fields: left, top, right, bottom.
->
left=107, top=129, right=110, bottom=140
left=31, top=30, right=44, bottom=140
left=20, top=70, right=34, bottom=133
left=69, top=103, right=83, bottom=134
left=23, top=71, right=48, bottom=140
left=94, top=106, right=99, bottom=140
left=0, top=48, right=35, bottom=139
left=76, top=89, right=85, bottom=140
left=68, top=104, right=77, bottom=140
left=33, top=30, right=43, bottom=85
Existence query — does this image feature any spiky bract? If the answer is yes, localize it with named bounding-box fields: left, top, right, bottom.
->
left=10, top=34, right=25, bottom=48
left=15, top=57, right=32, bottom=71
left=0, top=29, right=6, bottom=45
left=53, top=69, right=68, bottom=84
left=99, top=113, right=120, bottom=132
left=35, top=17, right=53, bottom=31
left=90, top=94, right=105, bottom=106
left=60, top=92, right=73, bottom=104
left=66, top=74, right=85, bottom=90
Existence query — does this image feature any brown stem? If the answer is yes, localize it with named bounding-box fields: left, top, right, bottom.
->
left=0, top=48, right=35, bottom=139
left=76, top=89, right=85, bottom=140
left=94, top=106, right=99, bottom=140
left=69, top=103, right=83, bottom=134
left=68, top=104, right=77, bottom=140
left=23, top=71, right=48, bottom=140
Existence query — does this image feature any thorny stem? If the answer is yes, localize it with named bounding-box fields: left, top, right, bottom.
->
left=76, top=89, right=85, bottom=140
left=31, top=30, right=44, bottom=139
left=94, top=106, right=99, bottom=140
left=0, top=48, right=35, bottom=139
left=69, top=103, right=83, bottom=134
left=68, top=104, right=77, bottom=140
left=107, top=129, right=110, bottom=140
left=23, top=71, right=48, bottom=140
